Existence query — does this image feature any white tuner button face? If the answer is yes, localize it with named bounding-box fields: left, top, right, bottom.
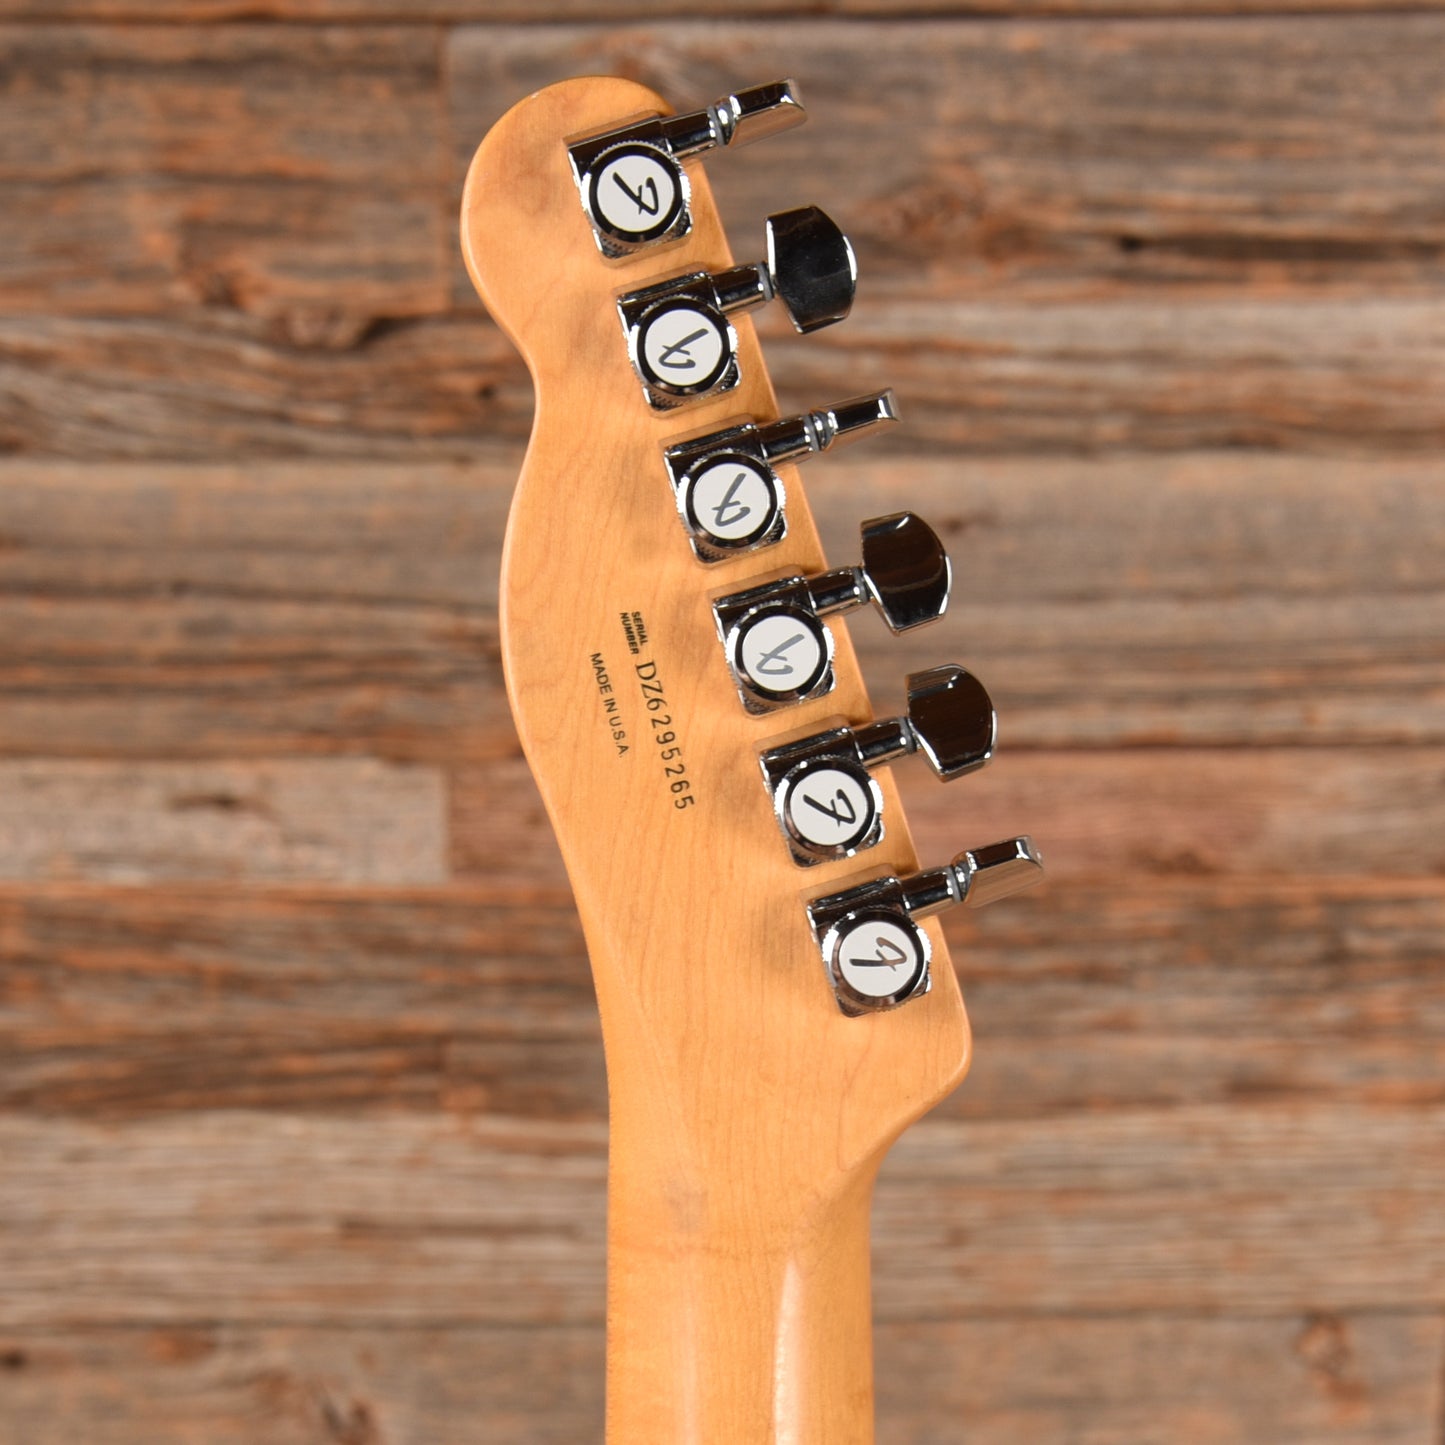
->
left=833, top=914, right=928, bottom=1004
left=588, top=144, right=684, bottom=243
left=781, top=761, right=877, bottom=853
left=734, top=607, right=829, bottom=700
left=685, top=454, right=779, bottom=547
left=637, top=301, right=731, bottom=395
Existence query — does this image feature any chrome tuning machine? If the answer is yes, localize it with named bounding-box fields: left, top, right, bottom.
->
left=618, top=206, right=857, bottom=410
left=568, top=80, right=806, bottom=258
left=760, top=665, right=995, bottom=866
left=809, top=838, right=1045, bottom=1015
left=664, top=391, right=898, bottom=562
left=713, top=512, right=950, bottom=714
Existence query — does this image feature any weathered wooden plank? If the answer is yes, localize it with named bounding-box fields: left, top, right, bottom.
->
left=451, top=747, right=1445, bottom=886
left=0, top=760, right=447, bottom=883
left=0, top=884, right=601, bottom=1119
left=765, top=293, right=1445, bottom=453
left=951, top=876, right=1445, bottom=1121
left=877, top=1106, right=1445, bottom=1315
left=0, top=22, right=438, bottom=186
left=7, top=294, right=1444, bottom=459
left=0, top=590, right=510, bottom=764
left=0, top=462, right=512, bottom=764
left=19, top=739, right=1421, bottom=895
left=4, top=17, right=1445, bottom=454
left=449, top=15, right=1445, bottom=300
left=0, top=463, right=507, bottom=608
left=27, top=447, right=1431, bottom=619
left=873, top=1314, right=1445, bottom=1445
left=0, top=455, right=1435, bottom=760
left=0, top=313, right=522, bottom=459
left=0, top=24, right=447, bottom=317
left=0, top=1113, right=612, bottom=1328
left=0, top=1314, right=1438, bottom=1445
left=900, top=747, right=1445, bottom=882
left=0, top=878, right=1439, bottom=1121
left=1, top=1104, right=1441, bottom=1324
left=10, top=0, right=1445, bottom=19
left=830, top=454, right=1445, bottom=748
left=0, top=182, right=445, bottom=322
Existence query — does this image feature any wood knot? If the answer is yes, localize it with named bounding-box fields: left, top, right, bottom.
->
left=1295, top=1313, right=1366, bottom=1411
left=869, top=168, right=989, bottom=258
left=321, top=1397, right=382, bottom=1445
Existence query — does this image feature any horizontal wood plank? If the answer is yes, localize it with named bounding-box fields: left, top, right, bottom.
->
left=9, top=0, right=1445, bottom=18
left=2, top=1105, right=1442, bottom=1324
left=7, top=295, right=1444, bottom=459
left=0, top=24, right=447, bottom=318
left=900, top=747, right=1445, bottom=880
left=0, top=462, right=512, bottom=763
left=2, top=19, right=1444, bottom=456
left=0, top=455, right=1437, bottom=760
left=451, top=747, right=1445, bottom=886
left=762, top=293, right=1445, bottom=453
left=950, top=876, right=1445, bottom=1120
left=0, top=760, right=447, bottom=882
left=0, top=313, right=524, bottom=459
left=0, top=878, right=1440, bottom=1121
left=0, top=1314, right=1438, bottom=1445
left=879, top=1107, right=1445, bottom=1316
left=450, top=15, right=1445, bottom=301
left=0, top=884, right=601, bottom=1119
left=830, top=453, right=1445, bottom=746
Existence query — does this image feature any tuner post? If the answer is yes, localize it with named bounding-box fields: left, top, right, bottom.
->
left=663, top=391, right=899, bottom=563
left=617, top=207, right=858, bottom=411
left=567, top=80, right=806, bottom=259
left=808, top=838, right=1044, bottom=1015
left=760, top=665, right=995, bottom=866
left=713, top=512, right=950, bottom=713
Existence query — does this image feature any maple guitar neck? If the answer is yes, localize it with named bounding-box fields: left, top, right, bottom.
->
left=461, top=75, right=1040, bottom=1444
left=606, top=1103, right=879, bottom=1441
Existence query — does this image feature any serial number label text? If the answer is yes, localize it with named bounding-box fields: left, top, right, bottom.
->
left=635, top=658, right=696, bottom=811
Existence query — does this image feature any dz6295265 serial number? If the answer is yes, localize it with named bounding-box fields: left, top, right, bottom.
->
left=636, top=660, right=695, bottom=810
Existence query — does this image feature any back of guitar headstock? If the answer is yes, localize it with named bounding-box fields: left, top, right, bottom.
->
left=460, top=74, right=1039, bottom=1217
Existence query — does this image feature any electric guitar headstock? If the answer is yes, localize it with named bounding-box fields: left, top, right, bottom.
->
left=461, top=75, right=1042, bottom=1436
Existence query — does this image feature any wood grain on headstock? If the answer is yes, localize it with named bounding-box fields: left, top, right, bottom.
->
left=461, top=77, right=970, bottom=1444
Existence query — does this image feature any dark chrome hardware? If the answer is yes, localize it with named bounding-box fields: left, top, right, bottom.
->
left=808, top=838, right=1044, bottom=1014
left=568, top=80, right=806, bottom=258
left=713, top=512, right=950, bottom=713
left=664, top=391, right=898, bottom=562
left=760, top=666, right=994, bottom=866
left=618, top=207, right=857, bottom=410
left=854, top=664, right=995, bottom=782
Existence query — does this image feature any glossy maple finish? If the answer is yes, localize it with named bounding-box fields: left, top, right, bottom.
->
left=461, top=78, right=971, bottom=1443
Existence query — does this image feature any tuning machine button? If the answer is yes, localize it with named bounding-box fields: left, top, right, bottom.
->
left=760, top=666, right=994, bottom=866
left=808, top=838, right=1044, bottom=1014
left=618, top=206, right=857, bottom=410
left=664, top=391, right=898, bottom=562
left=568, top=80, right=806, bottom=259
left=713, top=513, right=950, bottom=714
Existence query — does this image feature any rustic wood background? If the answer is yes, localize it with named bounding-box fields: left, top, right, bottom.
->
left=0, top=3, right=1442, bottom=1442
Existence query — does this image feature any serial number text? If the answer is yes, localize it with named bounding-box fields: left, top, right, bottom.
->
left=635, top=659, right=696, bottom=810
